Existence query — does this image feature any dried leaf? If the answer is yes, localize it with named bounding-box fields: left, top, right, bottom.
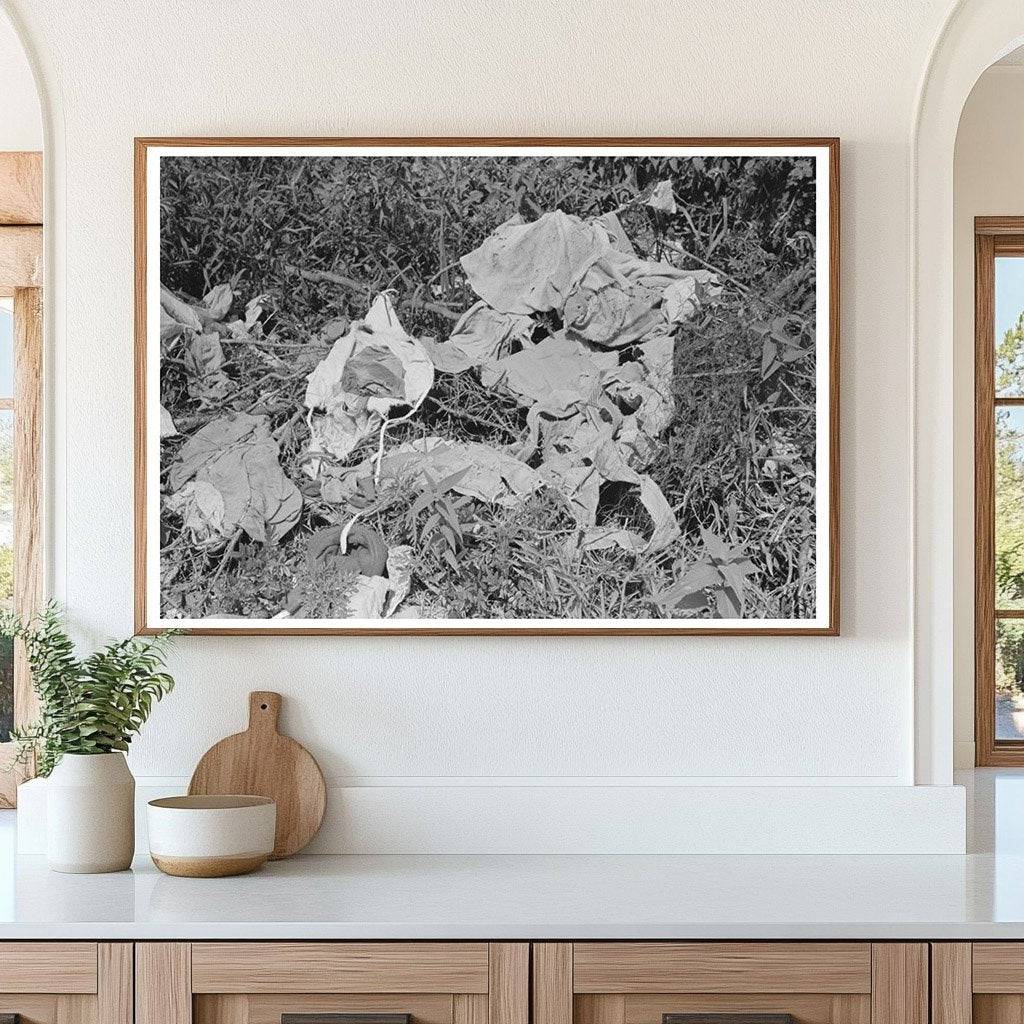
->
left=715, top=587, right=740, bottom=618
left=384, top=545, right=415, bottom=617
left=646, top=179, right=677, bottom=214
left=168, top=413, right=301, bottom=546
left=662, top=270, right=719, bottom=323
left=159, top=285, right=202, bottom=341
left=159, top=282, right=233, bottom=341
left=159, top=405, right=178, bottom=438
left=323, top=437, right=542, bottom=508
left=480, top=333, right=604, bottom=411
left=542, top=435, right=679, bottom=553
left=164, top=480, right=227, bottom=551
left=424, top=301, right=533, bottom=373
left=199, top=283, right=233, bottom=323
left=345, top=575, right=389, bottom=618
left=169, top=413, right=255, bottom=488
left=595, top=211, right=638, bottom=256
left=460, top=210, right=609, bottom=315
left=184, top=332, right=225, bottom=377
left=563, top=256, right=664, bottom=348
left=564, top=252, right=712, bottom=349
left=304, top=292, right=434, bottom=466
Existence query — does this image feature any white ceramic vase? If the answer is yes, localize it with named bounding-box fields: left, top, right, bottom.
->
left=46, top=752, right=135, bottom=873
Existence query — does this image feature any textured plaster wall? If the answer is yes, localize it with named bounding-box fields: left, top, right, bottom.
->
left=1, top=0, right=956, bottom=791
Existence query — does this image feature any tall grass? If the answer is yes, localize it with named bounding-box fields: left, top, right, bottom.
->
left=159, top=154, right=817, bottom=620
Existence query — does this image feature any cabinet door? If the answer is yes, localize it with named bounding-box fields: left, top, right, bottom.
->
left=935, top=943, right=1024, bottom=1024
left=534, top=943, right=927, bottom=1024
left=0, top=943, right=132, bottom=1024
left=137, top=943, right=528, bottom=1024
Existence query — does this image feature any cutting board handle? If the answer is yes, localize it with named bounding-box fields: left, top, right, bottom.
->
left=248, top=691, right=282, bottom=734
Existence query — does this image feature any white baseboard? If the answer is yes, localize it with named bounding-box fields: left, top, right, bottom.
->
left=17, top=778, right=967, bottom=856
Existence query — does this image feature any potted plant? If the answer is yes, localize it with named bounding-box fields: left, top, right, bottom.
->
left=2, top=604, right=177, bottom=873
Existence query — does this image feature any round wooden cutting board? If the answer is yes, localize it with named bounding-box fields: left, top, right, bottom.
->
left=188, top=691, right=326, bottom=859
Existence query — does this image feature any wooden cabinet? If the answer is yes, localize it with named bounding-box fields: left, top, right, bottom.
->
left=0, top=938, right=946, bottom=1024
left=136, top=943, right=528, bottom=1024
left=532, top=944, right=928, bottom=1024
left=931, top=943, right=1024, bottom=1024
left=0, top=943, right=132, bottom=1024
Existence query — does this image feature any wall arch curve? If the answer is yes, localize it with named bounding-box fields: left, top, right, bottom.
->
left=0, top=5, right=41, bottom=150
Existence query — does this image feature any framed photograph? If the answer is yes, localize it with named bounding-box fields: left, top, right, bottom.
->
left=135, top=137, right=839, bottom=635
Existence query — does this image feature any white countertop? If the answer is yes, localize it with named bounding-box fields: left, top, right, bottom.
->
left=1, top=769, right=1022, bottom=941
left=0, top=849, right=1023, bottom=940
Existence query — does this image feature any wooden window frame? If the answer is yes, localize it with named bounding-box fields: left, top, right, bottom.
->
left=0, top=151, right=42, bottom=806
left=974, top=217, right=1024, bottom=765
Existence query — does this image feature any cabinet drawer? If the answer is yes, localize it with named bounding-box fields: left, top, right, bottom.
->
left=973, top=943, right=1024, bottom=992
left=191, top=943, right=490, bottom=993
left=139, top=942, right=528, bottom=1024
left=0, top=943, right=130, bottom=1024
left=534, top=943, right=926, bottom=1024
left=0, top=942, right=98, bottom=993
left=199, top=993, right=457, bottom=1024
left=572, top=943, right=872, bottom=994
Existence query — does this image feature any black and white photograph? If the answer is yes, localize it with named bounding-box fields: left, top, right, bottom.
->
left=138, top=141, right=837, bottom=634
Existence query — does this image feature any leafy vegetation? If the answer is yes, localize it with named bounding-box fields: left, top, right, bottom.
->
left=992, top=314, right=1024, bottom=693
left=0, top=604, right=177, bottom=776
left=159, top=154, right=819, bottom=620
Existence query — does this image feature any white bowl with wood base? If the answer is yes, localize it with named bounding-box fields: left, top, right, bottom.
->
left=147, top=795, right=276, bottom=877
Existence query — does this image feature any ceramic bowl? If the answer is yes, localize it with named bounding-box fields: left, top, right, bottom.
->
left=147, top=795, right=276, bottom=877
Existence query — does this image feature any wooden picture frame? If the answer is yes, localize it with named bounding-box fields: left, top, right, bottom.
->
left=135, top=137, right=840, bottom=636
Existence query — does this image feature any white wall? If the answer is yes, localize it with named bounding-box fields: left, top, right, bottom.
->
left=0, top=0, right=973, bottom=851
left=952, top=64, right=1024, bottom=768
left=0, top=8, right=39, bottom=151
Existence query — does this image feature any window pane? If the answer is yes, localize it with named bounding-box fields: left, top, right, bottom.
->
left=996, top=257, right=1024, bottom=396
left=0, top=408, right=11, bottom=742
left=998, top=619, right=1024, bottom=740
left=0, top=300, right=12, bottom=398
left=996, top=407, right=1024, bottom=608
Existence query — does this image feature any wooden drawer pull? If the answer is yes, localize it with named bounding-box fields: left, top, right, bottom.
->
left=665, top=1016, right=796, bottom=1024
left=283, top=1016, right=411, bottom=1024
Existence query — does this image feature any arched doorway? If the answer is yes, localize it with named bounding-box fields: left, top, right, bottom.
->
left=914, top=0, right=1024, bottom=785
